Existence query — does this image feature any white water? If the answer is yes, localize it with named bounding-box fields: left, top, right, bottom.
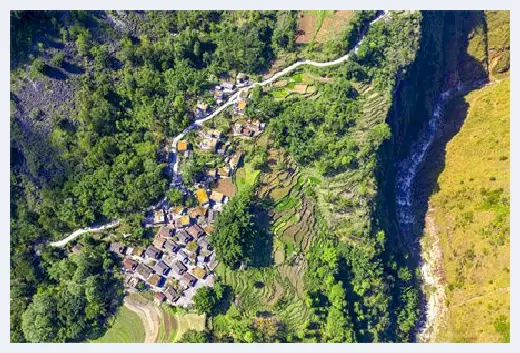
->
left=394, top=79, right=487, bottom=339
left=50, top=10, right=389, bottom=247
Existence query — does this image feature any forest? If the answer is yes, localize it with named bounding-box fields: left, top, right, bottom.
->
left=11, top=10, right=430, bottom=343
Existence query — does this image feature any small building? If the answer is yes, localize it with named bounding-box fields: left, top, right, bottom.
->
left=207, top=209, right=217, bottom=225
left=71, top=244, right=83, bottom=255
left=197, top=237, right=211, bottom=251
left=136, top=264, right=153, bottom=279
left=145, top=245, right=162, bottom=259
left=210, top=191, right=225, bottom=204
left=221, top=82, right=235, bottom=94
left=109, top=242, right=126, bottom=255
left=125, top=247, right=135, bottom=256
left=155, top=292, right=166, bottom=305
left=193, top=266, right=207, bottom=279
left=186, top=224, right=205, bottom=239
left=176, top=229, right=193, bottom=244
left=188, top=206, right=207, bottom=219
left=236, top=73, right=249, bottom=87
left=177, top=140, right=189, bottom=152
left=195, top=103, right=209, bottom=118
left=217, top=167, right=230, bottom=177
left=203, top=225, right=216, bottom=236
left=206, top=129, right=222, bottom=138
left=179, top=273, right=197, bottom=288
left=214, top=87, right=225, bottom=105
left=132, top=248, right=145, bottom=257
left=234, top=99, right=247, bottom=115
left=206, top=168, right=217, bottom=179
left=177, top=249, right=189, bottom=263
left=207, top=255, right=218, bottom=271
left=153, top=237, right=166, bottom=249
left=171, top=261, right=188, bottom=277
left=201, top=137, right=218, bottom=151
left=164, top=287, right=180, bottom=303
left=185, top=240, right=199, bottom=256
left=229, top=152, right=243, bottom=170
left=165, top=239, right=180, bottom=253
left=195, top=188, right=209, bottom=206
left=154, top=260, right=170, bottom=276
left=154, top=209, right=166, bottom=224
left=196, top=255, right=208, bottom=264
left=126, top=276, right=140, bottom=288
left=148, top=274, right=164, bottom=288
left=157, top=226, right=174, bottom=238
left=175, top=215, right=191, bottom=229
left=184, top=149, right=193, bottom=159
left=123, top=258, right=139, bottom=271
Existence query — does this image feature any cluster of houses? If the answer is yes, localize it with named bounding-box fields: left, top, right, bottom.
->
left=233, top=119, right=266, bottom=138
left=110, top=214, right=218, bottom=307
left=213, top=73, right=249, bottom=105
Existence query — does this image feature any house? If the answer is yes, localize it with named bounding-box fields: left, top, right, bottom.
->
left=125, top=247, right=135, bottom=256
left=177, top=140, right=189, bottom=152
left=186, top=224, right=205, bottom=239
left=206, top=168, right=217, bottom=179
left=154, top=209, right=166, bottom=224
left=210, top=191, right=225, bottom=204
left=200, top=137, right=218, bottom=151
left=185, top=240, right=199, bottom=256
left=164, top=287, right=180, bottom=303
left=206, top=274, right=216, bottom=287
left=136, top=264, right=153, bottom=279
left=153, top=237, right=166, bottom=249
left=234, top=99, right=247, bottom=115
left=206, top=129, right=222, bottom=138
left=123, top=258, right=139, bottom=271
left=126, top=276, right=140, bottom=288
left=221, top=82, right=235, bottom=94
left=155, top=292, right=166, bottom=305
left=229, top=152, right=243, bottom=170
left=109, top=242, right=126, bottom=255
left=196, top=255, right=208, bottom=264
left=197, top=237, right=212, bottom=251
left=196, top=216, right=208, bottom=228
left=165, top=239, right=180, bottom=253
left=172, top=206, right=187, bottom=216
left=171, top=261, right=188, bottom=277
left=195, top=103, right=209, bottom=119
left=203, top=225, right=216, bottom=236
left=236, top=73, right=249, bottom=87
left=71, top=244, right=83, bottom=254
left=132, top=248, right=145, bottom=257
left=148, top=274, right=164, bottom=288
left=176, top=229, right=193, bottom=244
left=207, top=255, right=218, bottom=271
left=157, top=226, right=174, bottom=238
left=177, top=249, right=189, bottom=263
left=193, top=266, right=207, bottom=279
left=184, top=149, right=193, bottom=159
left=207, top=209, right=217, bottom=225
left=195, top=188, right=209, bottom=206
left=154, top=260, right=170, bottom=276
left=179, top=273, right=197, bottom=288
left=214, top=87, right=225, bottom=105
left=175, top=215, right=191, bottom=229
left=217, top=167, right=230, bottom=177
left=145, top=245, right=162, bottom=259
left=188, top=206, right=207, bottom=218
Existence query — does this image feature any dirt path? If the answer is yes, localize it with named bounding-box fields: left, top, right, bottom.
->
left=124, top=297, right=161, bottom=343
left=450, top=286, right=510, bottom=309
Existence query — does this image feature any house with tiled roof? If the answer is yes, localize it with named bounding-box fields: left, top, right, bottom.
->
left=195, top=188, right=209, bottom=206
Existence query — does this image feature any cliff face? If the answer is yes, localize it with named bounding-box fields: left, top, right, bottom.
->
left=388, top=11, right=488, bottom=160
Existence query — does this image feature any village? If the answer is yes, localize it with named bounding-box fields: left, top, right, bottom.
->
left=103, top=72, right=265, bottom=308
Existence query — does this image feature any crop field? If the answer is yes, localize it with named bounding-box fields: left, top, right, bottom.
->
left=90, top=306, right=145, bottom=343
left=295, top=10, right=353, bottom=44
left=268, top=72, right=318, bottom=101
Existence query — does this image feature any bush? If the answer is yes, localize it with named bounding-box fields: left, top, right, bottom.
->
left=51, top=52, right=66, bottom=67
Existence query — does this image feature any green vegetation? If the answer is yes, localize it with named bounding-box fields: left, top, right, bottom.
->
left=432, top=78, right=510, bottom=342
left=90, top=306, right=145, bottom=343
left=15, top=238, right=124, bottom=342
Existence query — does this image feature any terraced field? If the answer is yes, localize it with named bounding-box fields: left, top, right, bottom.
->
left=90, top=306, right=145, bottom=343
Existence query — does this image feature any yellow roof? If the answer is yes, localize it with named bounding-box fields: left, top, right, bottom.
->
left=177, top=140, right=188, bottom=151
left=237, top=100, right=247, bottom=110
left=195, top=188, right=209, bottom=205
left=180, top=215, right=190, bottom=226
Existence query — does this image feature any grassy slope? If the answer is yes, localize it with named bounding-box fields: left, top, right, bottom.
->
left=90, top=306, right=145, bottom=343
left=431, top=78, right=510, bottom=342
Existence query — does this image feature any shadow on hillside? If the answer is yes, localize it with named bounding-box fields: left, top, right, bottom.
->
left=374, top=10, right=489, bottom=342
left=63, top=61, right=85, bottom=75
left=43, top=64, right=68, bottom=80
